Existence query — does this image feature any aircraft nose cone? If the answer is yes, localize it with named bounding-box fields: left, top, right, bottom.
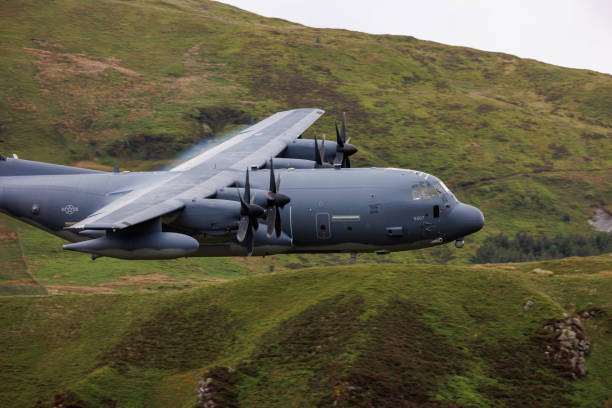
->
left=448, top=203, right=484, bottom=238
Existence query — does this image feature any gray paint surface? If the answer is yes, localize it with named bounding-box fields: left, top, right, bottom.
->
left=0, top=108, right=484, bottom=259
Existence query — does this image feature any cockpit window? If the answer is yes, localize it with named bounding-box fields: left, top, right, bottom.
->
left=411, top=184, right=423, bottom=200
left=421, top=182, right=438, bottom=199
left=411, top=181, right=438, bottom=200
left=434, top=181, right=450, bottom=194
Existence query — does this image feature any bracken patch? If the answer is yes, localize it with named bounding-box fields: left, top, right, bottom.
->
left=106, top=296, right=238, bottom=370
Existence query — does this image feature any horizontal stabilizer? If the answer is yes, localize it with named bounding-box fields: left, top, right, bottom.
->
left=0, top=158, right=102, bottom=177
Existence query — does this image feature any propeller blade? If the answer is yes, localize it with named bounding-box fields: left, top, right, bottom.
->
left=264, top=159, right=290, bottom=238
left=335, top=121, right=344, bottom=147
left=237, top=189, right=248, bottom=213
left=267, top=205, right=277, bottom=238
left=314, top=132, right=322, bottom=166
left=244, top=168, right=251, bottom=204
left=332, top=112, right=357, bottom=167
left=275, top=206, right=282, bottom=238
left=245, top=225, right=254, bottom=256
left=341, top=112, right=347, bottom=142
left=237, top=215, right=249, bottom=242
left=334, top=150, right=343, bottom=165
left=269, top=158, right=277, bottom=193
left=321, top=134, right=326, bottom=161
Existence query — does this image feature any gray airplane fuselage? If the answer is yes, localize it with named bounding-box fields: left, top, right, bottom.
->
left=0, top=158, right=484, bottom=258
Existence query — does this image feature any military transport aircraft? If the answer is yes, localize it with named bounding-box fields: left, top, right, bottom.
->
left=0, top=108, right=484, bottom=259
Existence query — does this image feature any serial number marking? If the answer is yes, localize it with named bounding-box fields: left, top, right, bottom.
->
left=413, top=216, right=425, bottom=221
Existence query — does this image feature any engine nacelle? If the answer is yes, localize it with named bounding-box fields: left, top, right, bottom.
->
left=262, top=158, right=316, bottom=169
left=174, top=199, right=241, bottom=231
left=215, top=188, right=269, bottom=207
left=282, top=139, right=337, bottom=163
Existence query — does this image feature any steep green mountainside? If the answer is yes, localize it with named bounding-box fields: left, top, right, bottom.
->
left=1, top=255, right=611, bottom=407
left=1, top=4, right=611, bottom=406
left=1, top=0, right=611, bottom=250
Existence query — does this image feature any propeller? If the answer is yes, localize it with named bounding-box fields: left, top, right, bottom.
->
left=314, top=132, right=332, bottom=168
left=266, top=159, right=291, bottom=238
left=236, top=168, right=265, bottom=256
left=334, top=112, right=358, bottom=168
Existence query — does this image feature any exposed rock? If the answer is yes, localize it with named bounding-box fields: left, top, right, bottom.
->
left=541, top=315, right=591, bottom=379
left=577, top=307, right=604, bottom=320
left=588, top=205, right=612, bottom=232
left=533, top=267, right=554, bottom=276
left=195, top=366, right=238, bottom=408
left=331, top=381, right=361, bottom=407
left=37, top=391, right=90, bottom=408
left=523, top=300, right=534, bottom=311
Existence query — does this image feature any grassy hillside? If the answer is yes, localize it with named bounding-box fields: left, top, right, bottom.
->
left=1, top=3, right=611, bottom=406
left=1, top=0, right=611, bottom=262
left=1, top=255, right=611, bottom=407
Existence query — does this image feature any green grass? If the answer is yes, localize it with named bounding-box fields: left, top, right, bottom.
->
left=0, top=3, right=611, bottom=405
left=1, top=255, right=610, bottom=407
left=0, top=0, right=611, bottom=265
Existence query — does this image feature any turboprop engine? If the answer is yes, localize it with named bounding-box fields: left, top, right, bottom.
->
left=173, top=198, right=242, bottom=232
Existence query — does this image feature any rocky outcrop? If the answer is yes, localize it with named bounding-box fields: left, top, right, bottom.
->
left=588, top=205, right=612, bottom=232
left=194, top=367, right=238, bottom=408
left=542, top=315, right=591, bottom=379
left=577, top=307, right=604, bottom=320
left=532, top=268, right=554, bottom=276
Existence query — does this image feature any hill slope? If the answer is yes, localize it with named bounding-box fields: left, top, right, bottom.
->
left=1, top=0, right=611, bottom=250
left=1, top=4, right=611, bottom=406
left=1, top=255, right=611, bottom=407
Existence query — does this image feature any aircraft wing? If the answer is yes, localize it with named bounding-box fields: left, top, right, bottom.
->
left=69, top=108, right=324, bottom=231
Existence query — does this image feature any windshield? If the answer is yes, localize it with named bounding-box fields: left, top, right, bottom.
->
left=411, top=181, right=438, bottom=200
left=411, top=180, right=451, bottom=201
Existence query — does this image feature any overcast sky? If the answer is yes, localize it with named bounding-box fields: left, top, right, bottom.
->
left=218, top=0, right=612, bottom=75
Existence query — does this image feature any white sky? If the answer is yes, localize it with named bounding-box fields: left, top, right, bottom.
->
left=218, top=0, right=612, bottom=75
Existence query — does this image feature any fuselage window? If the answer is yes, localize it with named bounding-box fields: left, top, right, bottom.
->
left=433, top=205, right=440, bottom=218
